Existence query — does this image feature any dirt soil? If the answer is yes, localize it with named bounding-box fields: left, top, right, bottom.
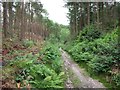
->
left=60, top=48, right=106, bottom=89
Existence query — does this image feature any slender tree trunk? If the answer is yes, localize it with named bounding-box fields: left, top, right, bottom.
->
left=74, top=3, right=77, bottom=36
left=75, top=3, right=78, bottom=35
left=117, top=3, right=120, bottom=71
left=28, top=2, right=31, bottom=40
left=3, top=2, right=8, bottom=38
left=30, top=7, right=34, bottom=41
left=0, top=2, right=2, bottom=45
left=15, top=3, right=21, bottom=40
left=79, top=3, right=83, bottom=31
left=118, top=4, right=120, bottom=38
left=20, top=2, right=24, bottom=41
left=97, top=2, right=100, bottom=29
left=8, top=2, right=13, bottom=38
left=83, top=3, right=87, bottom=27
left=87, top=2, right=90, bottom=26
left=101, top=2, right=104, bottom=30
left=113, top=2, right=117, bottom=28
left=0, top=3, right=2, bottom=31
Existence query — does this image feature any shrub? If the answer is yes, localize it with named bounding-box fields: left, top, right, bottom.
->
left=65, top=27, right=119, bottom=87
left=39, top=42, right=63, bottom=73
left=29, top=65, right=64, bottom=88
left=112, top=73, right=120, bottom=87
left=78, top=52, right=94, bottom=62
left=23, top=40, right=35, bottom=48
left=88, top=55, right=115, bottom=73
left=77, top=25, right=102, bottom=42
left=3, top=42, right=64, bottom=88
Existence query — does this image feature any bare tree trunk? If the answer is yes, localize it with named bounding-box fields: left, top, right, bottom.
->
left=30, top=6, right=34, bottom=41
left=113, top=2, right=117, bottom=28
left=87, top=2, right=90, bottom=26
left=20, top=2, right=24, bottom=41
left=97, top=2, right=100, bottom=29
left=0, top=3, right=1, bottom=28
left=101, top=2, right=104, bottom=30
left=3, top=2, right=8, bottom=38
left=28, top=2, right=31, bottom=40
left=79, top=3, right=83, bottom=31
left=75, top=3, right=78, bottom=35
left=8, top=2, right=13, bottom=38
left=15, top=3, right=21, bottom=40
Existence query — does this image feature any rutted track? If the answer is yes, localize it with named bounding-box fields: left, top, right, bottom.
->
left=60, top=48, right=106, bottom=88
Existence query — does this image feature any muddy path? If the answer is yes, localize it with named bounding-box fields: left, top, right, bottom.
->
left=60, top=48, right=106, bottom=88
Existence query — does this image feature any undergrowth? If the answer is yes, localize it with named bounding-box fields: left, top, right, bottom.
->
left=64, top=26, right=120, bottom=88
left=2, top=40, right=64, bottom=88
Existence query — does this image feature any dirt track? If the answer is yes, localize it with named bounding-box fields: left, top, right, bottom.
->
left=60, top=48, right=106, bottom=88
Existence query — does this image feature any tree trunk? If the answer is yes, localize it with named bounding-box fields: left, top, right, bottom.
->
left=113, top=2, right=117, bottom=28
left=3, top=2, right=8, bottom=38
left=0, top=3, right=2, bottom=31
left=20, top=2, right=24, bottom=41
left=75, top=3, right=78, bottom=35
left=101, top=2, right=104, bottom=30
left=118, top=4, right=120, bottom=42
left=97, top=2, right=100, bottom=29
left=87, top=2, right=90, bottom=26
left=74, top=2, right=77, bottom=36
left=15, top=3, right=21, bottom=40
left=8, top=2, right=13, bottom=38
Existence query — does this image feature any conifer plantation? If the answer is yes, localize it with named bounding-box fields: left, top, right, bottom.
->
left=0, top=0, right=120, bottom=89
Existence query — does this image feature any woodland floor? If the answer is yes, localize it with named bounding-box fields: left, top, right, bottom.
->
left=60, top=48, right=106, bottom=88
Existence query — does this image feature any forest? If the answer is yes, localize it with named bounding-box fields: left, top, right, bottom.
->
left=0, top=0, right=120, bottom=89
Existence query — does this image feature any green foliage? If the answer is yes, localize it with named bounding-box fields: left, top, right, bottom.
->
left=47, top=24, right=69, bottom=45
left=112, top=73, right=120, bottom=86
left=23, top=40, right=35, bottom=48
left=77, top=25, right=102, bottom=42
left=63, top=41, right=75, bottom=52
left=88, top=55, right=114, bottom=73
left=78, top=52, right=94, bottom=62
left=48, top=34, right=59, bottom=44
left=3, top=42, right=64, bottom=88
left=59, top=27, right=70, bottom=43
left=28, top=64, right=64, bottom=88
left=65, top=26, right=119, bottom=87
left=69, top=28, right=118, bottom=72
left=88, top=29, right=119, bottom=74
left=69, top=43, right=94, bottom=62
left=40, top=42, right=63, bottom=73
left=0, top=29, right=3, bottom=32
